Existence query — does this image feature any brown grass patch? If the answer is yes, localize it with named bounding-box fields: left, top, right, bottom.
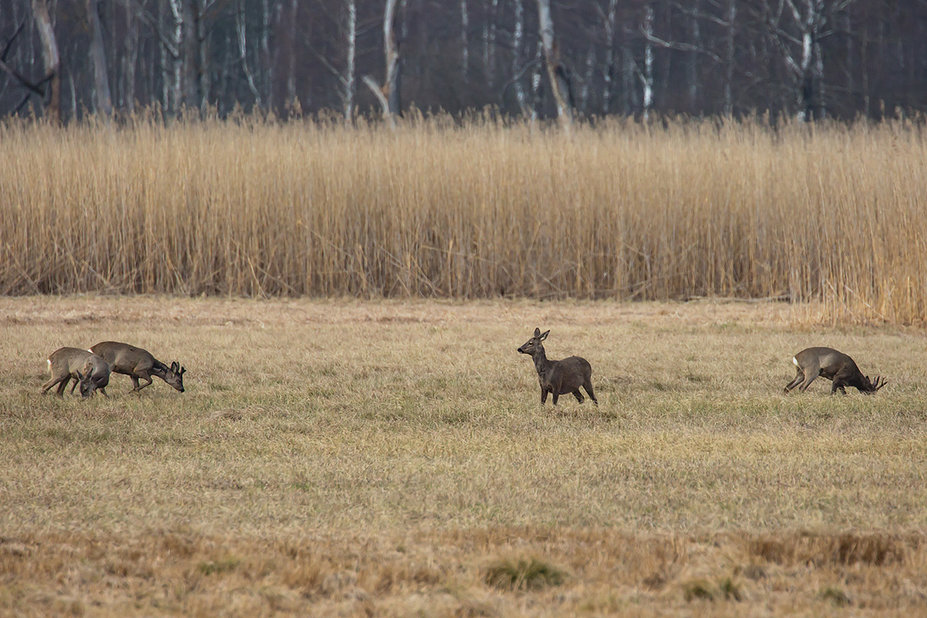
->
left=3, top=297, right=927, bottom=614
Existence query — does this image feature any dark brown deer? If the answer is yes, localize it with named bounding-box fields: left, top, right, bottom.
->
left=41, top=347, right=111, bottom=398
left=90, top=341, right=186, bottom=393
left=784, top=347, right=886, bottom=395
left=517, top=328, right=597, bottom=406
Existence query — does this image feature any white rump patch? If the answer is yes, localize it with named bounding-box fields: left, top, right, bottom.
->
left=792, top=356, right=799, bottom=367
left=87, top=349, right=94, bottom=354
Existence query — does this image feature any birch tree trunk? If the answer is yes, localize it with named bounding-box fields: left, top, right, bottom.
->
left=483, top=0, right=498, bottom=87
left=511, top=0, right=528, bottom=115
left=31, top=0, right=60, bottom=121
left=194, top=0, right=210, bottom=113
left=236, top=0, right=262, bottom=107
left=283, top=0, right=299, bottom=110
left=343, top=0, right=356, bottom=120
left=460, top=0, right=468, bottom=78
left=166, top=0, right=183, bottom=114
left=724, top=0, right=736, bottom=116
left=362, top=0, right=401, bottom=126
left=641, top=4, right=654, bottom=121
left=601, top=0, right=618, bottom=114
left=86, top=0, right=113, bottom=116
left=536, top=0, right=572, bottom=128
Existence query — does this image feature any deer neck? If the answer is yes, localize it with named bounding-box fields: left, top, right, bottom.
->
left=532, top=346, right=553, bottom=379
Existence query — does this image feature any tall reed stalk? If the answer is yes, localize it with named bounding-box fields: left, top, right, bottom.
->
left=1, top=114, right=924, bottom=323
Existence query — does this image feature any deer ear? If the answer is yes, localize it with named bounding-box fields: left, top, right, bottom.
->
left=171, top=361, right=178, bottom=372
left=539, top=330, right=550, bottom=340
left=533, top=328, right=541, bottom=337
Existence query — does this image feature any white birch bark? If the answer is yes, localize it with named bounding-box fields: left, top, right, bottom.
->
left=343, top=0, right=356, bottom=120
left=236, top=0, right=262, bottom=107
left=641, top=4, right=654, bottom=121
left=536, top=0, right=572, bottom=128
left=362, top=0, right=401, bottom=126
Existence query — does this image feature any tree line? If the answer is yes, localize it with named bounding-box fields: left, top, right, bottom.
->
left=1, top=0, right=925, bottom=123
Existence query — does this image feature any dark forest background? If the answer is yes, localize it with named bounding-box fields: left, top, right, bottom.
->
left=1, top=0, right=926, bottom=123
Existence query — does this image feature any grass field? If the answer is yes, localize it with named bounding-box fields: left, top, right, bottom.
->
left=2, top=296, right=927, bottom=615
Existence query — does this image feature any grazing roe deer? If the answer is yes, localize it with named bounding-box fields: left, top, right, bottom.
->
left=784, top=347, right=886, bottom=395
left=90, top=341, right=186, bottom=392
left=41, top=347, right=111, bottom=398
left=517, top=328, right=598, bottom=406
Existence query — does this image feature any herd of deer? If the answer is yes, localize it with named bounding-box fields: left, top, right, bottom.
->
left=41, top=342, right=186, bottom=398
left=516, top=328, right=886, bottom=405
left=40, top=330, right=886, bottom=402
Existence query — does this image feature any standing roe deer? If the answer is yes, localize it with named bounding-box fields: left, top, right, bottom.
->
left=90, top=341, right=186, bottom=392
left=784, top=347, right=886, bottom=395
left=42, top=347, right=111, bottom=398
left=517, top=328, right=598, bottom=406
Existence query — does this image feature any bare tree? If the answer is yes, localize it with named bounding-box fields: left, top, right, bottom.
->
left=510, top=0, right=529, bottom=115
left=767, top=0, right=855, bottom=121
left=86, top=0, right=113, bottom=116
left=236, top=0, right=262, bottom=107
left=536, top=0, right=572, bottom=127
left=363, top=0, right=401, bottom=126
left=460, top=0, right=468, bottom=78
left=31, top=0, right=60, bottom=120
left=641, top=3, right=654, bottom=120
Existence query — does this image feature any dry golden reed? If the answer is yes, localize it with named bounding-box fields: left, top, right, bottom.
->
left=1, top=114, right=924, bottom=323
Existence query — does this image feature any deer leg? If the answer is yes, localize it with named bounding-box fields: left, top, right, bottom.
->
left=42, top=376, right=63, bottom=395
left=798, top=370, right=819, bottom=392
left=99, top=387, right=108, bottom=397
left=56, top=378, right=69, bottom=397
left=583, top=381, right=598, bottom=405
left=69, top=377, right=79, bottom=395
left=136, top=374, right=154, bottom=391
left=540, top=388, right=548, bottom=404
left=572, top=389, right=585, bottom=403
left=552, top=391, right=560, bottom=405
left=784, top=369, right=804, bottom=393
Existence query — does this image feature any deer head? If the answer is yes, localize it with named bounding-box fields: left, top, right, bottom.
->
left=865, top=375, right=887, bottom=393
left=164, top=361, right=186, bottom=392
left=517, top=328, right=549, bottom=355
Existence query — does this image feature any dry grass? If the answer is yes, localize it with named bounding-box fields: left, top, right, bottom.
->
left=2, top=296, right=927, bottom=615
left=1, top=116, right=926, bottom=323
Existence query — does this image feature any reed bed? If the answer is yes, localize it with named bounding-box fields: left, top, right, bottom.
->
left=1, top=115, right=924, bottom=323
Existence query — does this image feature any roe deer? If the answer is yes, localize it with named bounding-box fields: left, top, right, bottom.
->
left=41, top=347, right=111, bottom=398
left=517, top=328, right=598, bottom=406
left=90, top=341, right=186, bottom=392
left=784, top=347, right=886, bottom=395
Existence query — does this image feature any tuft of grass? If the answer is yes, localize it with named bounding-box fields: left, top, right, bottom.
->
left=683, top=579, right=715, bottom=602
left=197, top=557, right=241, bottom=576
left=819, top=586, right=852, bottom=607
left=718, top=577, right=744, bottom=601
left=483, top=557, right=565, bottom=591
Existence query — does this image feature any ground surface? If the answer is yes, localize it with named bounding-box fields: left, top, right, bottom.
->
left=1, top=297, right=926, bottom=616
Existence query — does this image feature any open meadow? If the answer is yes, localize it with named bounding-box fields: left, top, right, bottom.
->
left=2, top=296, right=927, bottom=616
